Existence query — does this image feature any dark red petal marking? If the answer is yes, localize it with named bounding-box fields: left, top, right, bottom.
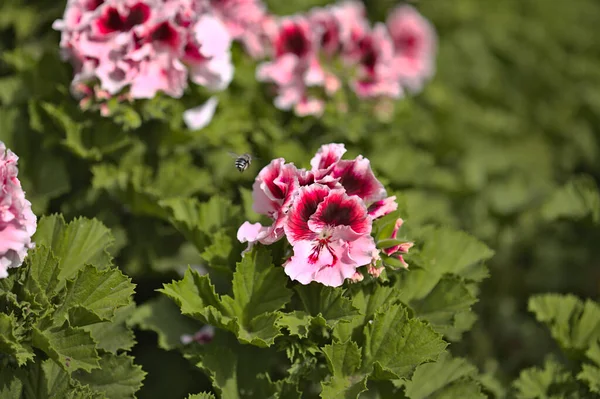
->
left=286, top=184, right=329, bottom=242
left=125, top=2, right=151, bottom=28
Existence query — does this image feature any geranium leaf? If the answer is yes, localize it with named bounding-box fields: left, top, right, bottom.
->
left=192, top=332, right=277, bottom=399
left=33, top=215, right=114, bottom=285
left=333, top=284, right=403, bottom=343
left=361, top=304, right=447, bottom=379
left=277, top=311, right=312, bottom=338
left=296, top=284, right=359, bottom=328
left=577, top=341, right=600, bottom=393
left=84, top=302, right=136, bottom=353
left=73, top=353, right=146, bottom=399
left=53, top=265, right=135, bottom=327
left=513, top=358, right=575, bottom=399
left=21, top=245, right=61, bottom=308
left=187, top=393, right=216, bottom=399
left=41, top=360, right=101, bottom=399
left=528, top=294, right=600, bottom=351
left=0, top=367, right=22, bottom=398
left=403, top=352, right=482, bottom=399
left=0, top=312, right=34, bottom=366
left=541, top=175, right=600, bottom=223
left=409, top=275, right=477, bottom=339
left=32, top=323, right=100, bottom=374
left=320, top=341, right=368, bottom=398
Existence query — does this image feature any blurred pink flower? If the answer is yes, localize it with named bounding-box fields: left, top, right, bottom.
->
left=0, top=142, right=37, bottom=279
left=382, top=218, right=414, bottom=268
left=183, top=96, right=219, bottom=130
left=54, top=0, right=234, bottom=110
left=386, top=4, right=437, bottom=92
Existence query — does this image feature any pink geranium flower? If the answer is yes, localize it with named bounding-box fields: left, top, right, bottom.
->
left=236, top=142, right=410, bottom=287
left=0, top=142, right=37, bottom=279
left=382, top=218, right=414, bottom=268
left=284, top=185, right=376, bottom=286
left=386, top=4, right=437, bottom=92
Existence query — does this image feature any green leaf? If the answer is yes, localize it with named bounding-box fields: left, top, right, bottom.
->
left=0, top=313, right=34, bottom=366
left=53, top=265, right=135, bottom=327
left=513, top=358, right=575, bottom=399
left=528, top=294, right=600, bottom=351
left=191, top=332, right=277, bottom=399
left=41, top=360, right=100, bottom=399
left=32, top=323, right=100, bottom=374
left=0, top=367, right=22, bottom=398
left=577, top=341, right=600, bottom=393
left=187, top=393, right=216, bottom=399
left=129, top=295, right=201, bottom=350
left=321, top=341, right=368, bottom=398
left=333, top=284, right=402, bottom=343
left=409, top=275, right=477, bottom=339
left=21, top=245, right=61, bottom=308
left=84, top=303, right=136, bottom=353
left=73, top=353, right=146, bottom=399
left=161, top=246, right=292, bottom=347
left=541, top=175, right=600, bottom=223
left=295, top=283, right=359, bottom=328
left=277, top=311, right=313, bottom=338
left=361, top=304, right=447, bottom=379
left=33, top=215, right=114, bottom=284
left=403, top=352, right=482, bottom=399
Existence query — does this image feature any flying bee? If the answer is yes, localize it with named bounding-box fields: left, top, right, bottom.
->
left=228, top=152, right=256, bottom=172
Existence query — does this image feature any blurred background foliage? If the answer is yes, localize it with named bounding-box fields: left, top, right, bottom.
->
left=1, top=0, right=600, bottom=397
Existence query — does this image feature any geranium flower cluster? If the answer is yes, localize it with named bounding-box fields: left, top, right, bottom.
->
left=53, top=0, right=245, bottom=114
left=0, top=142, right=37, bottom=279
left=256, top=1, right=437, bottom=116
left=237, top=143, right=412, bottom=287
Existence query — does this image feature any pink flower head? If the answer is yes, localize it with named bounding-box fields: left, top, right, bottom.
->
left=0, top=142, right=37, bottom=279
left=310, top=143, right=346, bottom=171
left=206, top=0, right=269, bottom=58
left=284, top=185, right=376, bottom=287
left=386, top=5, right=437, bottom=92
left=54, top=0, right=234, bottom=111
left=350, top=23, right=402, bottom=99
left=309, top=7, right=342, bottom=57
left=237, top=159, right=300, bottom=246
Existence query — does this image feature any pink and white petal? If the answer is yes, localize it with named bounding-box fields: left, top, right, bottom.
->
left=330, top=156, right=387, bottom=205
left=285, top=240, right=322, bottom=284
left=237, top=221, right=269, bottom=243
left=307, top=189, right=371, bottom=236
left=313, top=240, right=357, bottom=287
left=368, top=196, right=398, bottom=219
left=346, top=235, right=377, bottom=266
left=284, top=184, right=330, bottom=244
left=295, top=97, right=324, bottom=117
left=256, top=54, right=298, bottom=86
left=183, top=96, right=218, bottom=131
left=194, top=15, right=232, bottom=58
left=310, top=143, right=346, bottom=171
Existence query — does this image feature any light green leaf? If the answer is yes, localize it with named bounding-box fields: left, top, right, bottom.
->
left=53, top=265, right=135, bottom=327
left=541, top=175, right=600, bottom=223
left=161, top=246, right=292, bottom=347
left=333, top=285, right=402, bottom=343
left=41, top=360, right=101, bottom=399
left=277, top=311, right=312, bottom=338
left=129, top=295, right=201, bottom=350
left=21, top=245, right=61, bottom=307
left=84, top=303, right=136, bottom=353
left=321, top=341, right=368, bottom=398
left=361, top=304, right=447, bottom=379
left=403, top=352, right=481, bottom=399
left=513, top=358, right=574, bottom=399
left=187, top=393, right=216, bottom=399
left=33, top=215, right=114, bottom=284
left=410, top=275, right=477, bottom=339
left=0, top=313, right=34, bottom=366
left=32, top=323, right=100, bottom=374
left=577, top=341, right=600, bottom=393
left=528, top=294, right=600, bottom=351
left=296, top=283, right=359, bottom=328
left=73, top=354, right=146, bottom=399
left=223, top=245, right=292, bottom=324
